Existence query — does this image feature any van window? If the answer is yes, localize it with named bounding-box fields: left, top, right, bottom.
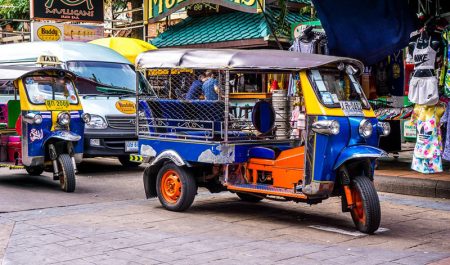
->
left=67, top=61, right=136, bottom=94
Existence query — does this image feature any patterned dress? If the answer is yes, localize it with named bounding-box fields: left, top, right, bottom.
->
left=411, top=105, right=444, bottom=174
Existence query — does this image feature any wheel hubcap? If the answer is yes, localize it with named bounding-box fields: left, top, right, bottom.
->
left=161, top=170, right=181, bottom=204
left=351, top=187, right=366, bottom=224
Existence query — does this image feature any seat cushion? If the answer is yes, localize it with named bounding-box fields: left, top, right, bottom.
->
left=248, top=146, right=281, bottom=160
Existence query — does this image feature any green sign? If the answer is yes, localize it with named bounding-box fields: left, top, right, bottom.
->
left=146, top=0, right=263, bottom=23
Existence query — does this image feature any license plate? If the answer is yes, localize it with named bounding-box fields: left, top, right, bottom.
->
left=340, top=101, right=364, bottom=116
left=125, top=141, right=138, bottom=152
left=45, top=100, right=69, bottom=110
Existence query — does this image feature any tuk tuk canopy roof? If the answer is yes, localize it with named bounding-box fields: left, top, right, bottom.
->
left=0, top=66, right=76, bottom=82
left=136, top=49, right=364, bottom=72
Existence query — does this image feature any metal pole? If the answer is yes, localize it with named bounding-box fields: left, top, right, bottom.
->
left=224, top=70, right=230, bottom=143
left=135, top=69, right=140, bottom=137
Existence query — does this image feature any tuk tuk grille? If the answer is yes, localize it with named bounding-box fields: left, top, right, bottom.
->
left=106, top=115, right=136, bottom=130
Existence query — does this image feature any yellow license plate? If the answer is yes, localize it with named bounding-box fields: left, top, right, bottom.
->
left=45, top=100, right=70, bottom=110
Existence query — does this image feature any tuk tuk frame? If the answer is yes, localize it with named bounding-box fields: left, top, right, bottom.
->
left=135, top=49, right=389, bottom=234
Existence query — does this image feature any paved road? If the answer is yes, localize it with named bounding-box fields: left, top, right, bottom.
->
left=0, top=158, right=449, bottom=265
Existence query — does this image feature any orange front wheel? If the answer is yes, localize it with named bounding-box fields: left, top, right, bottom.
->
left=156, top=163, right=197, bottom=212
left=349, top=176, right=381, bottom=234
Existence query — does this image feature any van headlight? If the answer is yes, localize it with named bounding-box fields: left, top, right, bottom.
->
left=377, top=122, right=390, bottom=136
left=57, top=112, right=71, bottom=126
left=359, top=119, right=373, bottom=138
left=86, top=115, right=107, bottom=129
left=312, top=120, right=340, bottom=135
left=82, top=113, right=91, bottom=123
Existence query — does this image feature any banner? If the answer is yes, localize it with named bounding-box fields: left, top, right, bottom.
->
left=31, top=0, right=104, bottom=23
left=31, top=22, right=104, bottom=42
left=145, top=0, right=264, bottom=23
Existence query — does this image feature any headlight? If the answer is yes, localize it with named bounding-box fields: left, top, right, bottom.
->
left=82, top=113, right=91, bottom=123
left=86, top=115, right=107, bottom=129
left=377, top=122, right=390, bottom=136
left=24, top=113, right=43, bottom=125
left=312, top=120, right=340, bottom=135
left=57, top=112, right=71, bottom=126
left=359, top=119, right=373, bottom=138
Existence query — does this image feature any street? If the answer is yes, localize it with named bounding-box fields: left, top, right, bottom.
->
left=0, top=159, right=449, bottom=265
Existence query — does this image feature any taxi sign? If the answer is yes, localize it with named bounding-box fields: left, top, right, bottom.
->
left=45, top=100, right=69, bottom=110
left=36, top=55, right=61, bottom=66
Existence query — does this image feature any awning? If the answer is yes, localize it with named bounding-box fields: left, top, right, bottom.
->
left=312, top=0, right=417, bottom=65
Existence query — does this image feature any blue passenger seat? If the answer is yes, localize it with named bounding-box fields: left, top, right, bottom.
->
left=248, top=146, right=282, bottom=160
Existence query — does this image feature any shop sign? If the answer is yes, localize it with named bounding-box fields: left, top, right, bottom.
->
left=36, top=24, right=63, bottom=41
left=31, top=22, right=104, bottom=42
left=31, top=0, right=104, bottom=23
left=116, top=100, right=136, bottom=114
left=145, top=0, right=264, bottom=23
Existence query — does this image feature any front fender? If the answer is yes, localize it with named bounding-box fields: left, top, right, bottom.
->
left=334, top=145, right=387, bottom=170
left=43, top=130, right=82, bottom=145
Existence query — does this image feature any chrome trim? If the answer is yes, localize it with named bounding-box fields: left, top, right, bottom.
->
left=311, top=120, right=340, bottom=135
left=57, top=112, right=71, bottom=126
left=358, top=119, right=373, bottom=138
left=377, top=122, right=391, bottom=137
left=23, top=113, right=42, bottom=124
left=149, top=150, right=187, bottom=167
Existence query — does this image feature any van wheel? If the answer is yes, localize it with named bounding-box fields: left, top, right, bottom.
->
left=236, top=192, right=265, bottom=202
left=25, top=166, right=44, bottom=176
left=350, top=176, right=381, bottom=234
left=156, top=163, right=197, bottom=212
left=118, top=156, right=141, bottom=167
left=58, top=154, right=76, bottom=193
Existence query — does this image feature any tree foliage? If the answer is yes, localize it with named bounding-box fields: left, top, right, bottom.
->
left=0, top=0, right=29, bottom=20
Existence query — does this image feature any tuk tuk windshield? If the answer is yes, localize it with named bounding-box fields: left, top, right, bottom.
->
left=309, top=69, right=370, bottom=109
left=23, top=76, right=78, bottom=105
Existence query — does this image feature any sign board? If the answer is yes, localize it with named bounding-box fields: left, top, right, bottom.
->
left=145, top=0, right=264, bottom=23
left=31, top=22, right=104, bottom=42
left=31, top=0, right=104, bottom=23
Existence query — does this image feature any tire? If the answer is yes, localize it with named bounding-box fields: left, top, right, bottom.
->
left=25, top=166, right=44, bottom=176
left=350, top=176, right=381, bottom=234
left=236, top=192, right=265, bottom=202
left=58, top=154, right=76, bottom=193
left=118, top=156, right=141, bottom=168
left=156, top=163, right=197, bottom=212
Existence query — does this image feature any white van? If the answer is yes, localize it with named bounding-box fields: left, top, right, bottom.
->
left=0, top=41, right=153, bottom=167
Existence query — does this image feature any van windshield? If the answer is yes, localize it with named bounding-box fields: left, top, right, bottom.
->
left=23, top=76, right=78, bottom=105
left=309, top=69, right=370, bottom=109
left=67, top=61, right=136, bottom=94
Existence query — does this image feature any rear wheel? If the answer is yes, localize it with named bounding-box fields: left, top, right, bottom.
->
left=350, top=176, right=381, bottom=234
left=58, top=154, right=76, bottom=193
left=156, top=163, right=197, bottom=211
left=25, top=166, right=44, bottom=176
left=236, top=192, right=265, bottom=202
left=118, top=156, right=141, bottom=168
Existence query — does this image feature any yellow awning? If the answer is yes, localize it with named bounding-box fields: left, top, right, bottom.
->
left=89, top=37, right=157, bottom=64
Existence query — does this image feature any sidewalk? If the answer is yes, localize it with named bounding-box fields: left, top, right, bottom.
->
left=374, top=158, right=450, bottom=199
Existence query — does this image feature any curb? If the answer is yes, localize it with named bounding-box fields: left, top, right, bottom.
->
left=374, top=175, right=450, bottom=199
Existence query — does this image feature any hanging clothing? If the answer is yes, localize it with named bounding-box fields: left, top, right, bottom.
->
left=440, top=102, right=450, bottom=161
left=374, top=58, right=391, bottom=96
left=411, top=105, right=444, bottom=174
left=412, top=37, right=437, bottom=71
left=408, top=76, right=439, bottom=105
left=389, top=50, right=404, bottom=96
